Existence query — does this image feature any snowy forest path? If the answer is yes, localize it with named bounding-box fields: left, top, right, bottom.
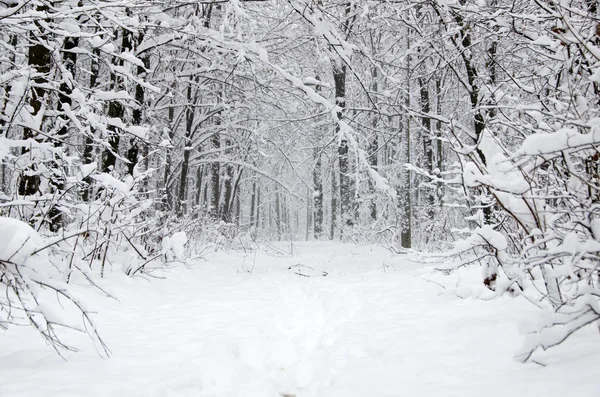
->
left=1, top=242, right=598, bottom=397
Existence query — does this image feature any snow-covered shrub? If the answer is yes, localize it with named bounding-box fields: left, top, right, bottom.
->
left=0, top=217, right=108, bottom=355
left=69, top=170, right=162, bottom=276
left=448, top=127, right=600, bottom=360
left=431, top=0, right=600, bottom=361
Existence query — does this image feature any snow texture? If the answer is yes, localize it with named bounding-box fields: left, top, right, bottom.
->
left=0, top=216, right=45, bottom=265
left=1, top=243, right=598, bottom=397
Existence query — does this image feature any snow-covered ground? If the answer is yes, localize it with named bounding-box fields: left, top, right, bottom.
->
left=1, top=242, right=598, bottom=397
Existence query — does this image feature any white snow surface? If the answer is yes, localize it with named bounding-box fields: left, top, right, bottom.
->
left=0, top=216, right=45, bottom=265
left=1, top=242, right=598, bottom=397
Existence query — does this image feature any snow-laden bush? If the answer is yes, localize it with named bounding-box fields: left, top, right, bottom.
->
left=0, top=217, right=108, bottom=356
left=449, top=127, right=600, bottom=361
left=431, top=0, right=600, bottom=361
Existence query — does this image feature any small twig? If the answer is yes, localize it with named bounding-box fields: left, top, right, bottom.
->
left=123, top=232, right=147, bottom=260
left=66, top=237, right=79, bottom=284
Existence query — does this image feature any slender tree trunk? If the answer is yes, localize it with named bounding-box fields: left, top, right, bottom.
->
left=256, top=185, right=261, bottom=229
left=435, top=75, right=444, bottom=203
left=330, top=163, right=337, bottom=240
left=0, top=4, right=17, bottom=138
left=19, top=3, right=52, bottom=197
left=275, top=186, right=282, bottom=240
left=313, top=149, right=323, bottom=238
left=368, top=67, right=379, bottom=221
left=48, top=15, right=81, bottom=231
left=449, top=6, right=490, bottom=224
left=202, top=166, right=209, bottom=207
left=163, top=100, right=175, bottom=211
left=235, top=190, right=241, bottom=226
left=306, top=186, right=311, bottom=240
left=221, top=154, right=234, bottom=222
left=129, top=31, right=149, bottom=177
left=177, top=81, right=196, bottom=216
left=400, top=34, right=412, bottom=248
left=210, top=133, right=220, bottom=217
left=82, top=44, right=100, bottom=202
left=195, top=165, right=204, bottom=208
left=103, top=26, right=133, bottom=173
left=483, top=26, right=499, bottom=287
left=418, top=74, right=434, bottom=222
left=250, top=179, right=256, bottom=227
left=229, top=167, right=243, bottom=223
left=0, top=21, right=17, bottom=195
left=334, top=63, right=352, bottom=230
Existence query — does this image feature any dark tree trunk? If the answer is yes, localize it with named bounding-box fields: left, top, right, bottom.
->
left=0, top=33, right=17, bottom=193
left=451, top=8, right=491, bottom=223
left=127, top=143, right=139, bottom=176
left=333, top=63, right=352, bottom=230
left=129, top=31, right=149, bottom=177
left=48, top=17, right=80, bottom=231
left=19, top=3, right=52, bottom=197
left=0, top=4, right=17, bottom=140
left=435, top=76, right=444, bottom=202
left=177, top=82, right=196, bottom=216
left=250, top=180, right=257, bottom=227
left=210, top=133, right=220, bottom=217
left=195, top=166, right=204, bottom=208
left=103, top=26, right=133, bottom=173
left=368, top=68, right=379, bottom=221
left=221, top=159, right=234, bottom=222
left=235, top=190, right=241, bottom=226
left=400, top=36, right=412, bottom=249
left=330, top=164, right=337, bottom=240
left=228, top=166, right=243, bottom=223
left=313, top=150, right=323, bottom=238
left=163, top=101, right=175, bottom=211
left=82, top=45, right=100, bottom=202
left=177, top=148, right=191, bottom=216
left=419, top=75, right=434, bottom=222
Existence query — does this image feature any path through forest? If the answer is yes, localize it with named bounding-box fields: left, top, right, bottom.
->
left=0, top=242, right=598, bottom=397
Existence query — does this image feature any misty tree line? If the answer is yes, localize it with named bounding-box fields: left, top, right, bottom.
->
left=1, top=0, right=600, bottom=358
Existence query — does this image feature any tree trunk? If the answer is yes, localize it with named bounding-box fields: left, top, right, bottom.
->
left=129, top=31, right=149, bottom=177
left=235, top=189, right=241, bottom=226
left=210, top=133, right=220, bottom=217
left=177, top=81, right=196, bottom=216
left=313, top=149, right=323, bottom=238
left=250, top=179, right=256, bottom=227
left=418, top=74, right=434, bottom=222
left=0, top=27, right=17, bottom=195
left=275, top=186, right=282, bottom=240
left=103, top=26, right=133, bottom=173
left=195, top=166, right=204, bottom=208
left=368, top=67, right=379, bottom=221
left=450, top=8, right=490, bottom=223
left=19, top=3, right=52, bottom=197
left=333, top=63, right=352, bottom=230
left=48, top=16, right=81, bottom=231
left=400, top=35, right=412, bottom=248
left=163, top=99, right=175, bottom=211
left=256, top=185, right=261, bottom=229
left=306, top=186, right=311, bottom=240
left=82, top=44, right=100, bottom=202
left=221, top=156, right=234, bottom=222
left=229, top=166, right=244, bottom=223
left=330, top=163, right=337, bottom=240
left=435, top=75, right=444, bottom=203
